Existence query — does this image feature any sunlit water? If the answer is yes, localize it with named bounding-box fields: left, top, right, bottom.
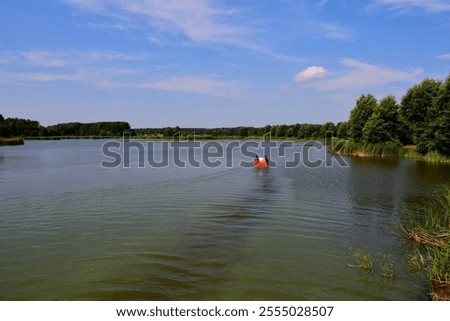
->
left=1, top=140, right=449, bottom=300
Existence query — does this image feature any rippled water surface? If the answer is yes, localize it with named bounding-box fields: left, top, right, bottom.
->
left=1, top=140, right=449, bottom=300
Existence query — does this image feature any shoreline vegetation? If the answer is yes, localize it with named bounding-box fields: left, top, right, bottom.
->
left=401, top=185, right=450, bottom=300
left=331, top=139, right=450, bottom=164
left=349, top=184, right=450, bottom=300
left=0, top=137, right=24, bottom=146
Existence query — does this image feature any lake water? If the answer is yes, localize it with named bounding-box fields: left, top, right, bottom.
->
left=1, top=139, right=449, bottom=300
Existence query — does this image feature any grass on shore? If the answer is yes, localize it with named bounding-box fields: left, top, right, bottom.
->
left=331, top=139, right=450, bottom=164
left=0, top=137, right=24, bottom=146
left=401, top=185, right=450, bottom=300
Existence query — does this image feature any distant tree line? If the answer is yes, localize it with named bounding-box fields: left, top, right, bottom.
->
left=47, top=122, right=131, bottom=137
left=0, top=116, right=131, bottom=138
left=339, top=74, right=450, bottom=156
left=133, top=122, right=338, bottom=139
left=0, top=116, right=44, bottom=137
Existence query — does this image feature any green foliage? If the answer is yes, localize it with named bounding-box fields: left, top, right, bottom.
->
left=380, top=256, right=397, bottom=279
left=0, top=117, right=44, bottom=137
left=421, top=75, right=450, bottom=156
left=402, top=186, right=450, bottom=238
left=336, top=121, right=349, bottom=138
left=401, top=185, right=450, bottom=298
left=427, top=244, right=450, bottom=285
left=331, top=140, right=405, bottom=157
left=348, top=94, right=377, bottom=142
left=400, top=78, right=442, bottom=145
left=239, top=126, right=249, bottom=137
left=275, top=124, right=288, bottom=137
left=296, top=123, right=322, bottom=138
left=0, top=118, right=131, bottom=139
left=321, top=121, right=335, bottom=137
left=349, top=248, right=374, bottom=272
left=362, top=95, right=400, bottom=144
left=47, top=121, right=131, bottom=137
left=0, top=137, right=24, bottom=146
left=408, top=249, right=427, bottom=273
left=342, top=73, right=450, bottom=157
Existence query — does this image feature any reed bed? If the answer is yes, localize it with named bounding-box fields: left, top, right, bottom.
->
left=401, top=185, right=450, bottom=300
left=0, top=137, right=24, bottom=146
left=331, top=139, right=450, bottom=163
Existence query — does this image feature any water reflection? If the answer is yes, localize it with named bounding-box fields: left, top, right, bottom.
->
left=410, top=161, right=450, bottom=186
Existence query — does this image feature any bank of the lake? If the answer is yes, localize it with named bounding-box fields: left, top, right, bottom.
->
left=400, top=184, right=450, bottom=300
left=0, top=137, right=24, bottom=146
left=331, top=140, right=450, bottom=164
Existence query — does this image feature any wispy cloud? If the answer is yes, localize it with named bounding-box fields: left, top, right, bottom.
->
left=0, top=70, right=85, bottom=84
left=127, top=75, right=246, bottom=98
left=294, top=58, right=422, bottom=91
left=13, top=50, right=150, bottom=68
left=0, top=49, right=146, bottom=86
left=62, top=0, right=252, bottom=46
left=370, top=0, right=450, bottom=13
left=438, top=54, right=450, bottom=59
left=0, top=49, right=246, bottom=98
left=19, top=51, right=73, bottom=68
left=316, top=22, right=354, bottom=41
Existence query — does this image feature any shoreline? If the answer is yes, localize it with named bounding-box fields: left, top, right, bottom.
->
left=0, top=137, right=24, bottom=146
left=331, top=139, right=450, bottom=164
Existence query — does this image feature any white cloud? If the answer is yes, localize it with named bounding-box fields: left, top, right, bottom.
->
left=371, top=0, right=450, bottom=13
left=316, top=23, right=354, bottom=41
left=62, top=0, right=251, bottom=45
left=294, top=66, right=328, bottom=82
left=295, top=59, right=422, bottom=91
left=438, top=54, right=450, bottom=59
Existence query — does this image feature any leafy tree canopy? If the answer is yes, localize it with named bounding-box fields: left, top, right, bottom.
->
left=348, top=94, right=377, bottom=142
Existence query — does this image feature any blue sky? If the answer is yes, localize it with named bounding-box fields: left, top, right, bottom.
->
left=1, top=0, right=450, bottom=128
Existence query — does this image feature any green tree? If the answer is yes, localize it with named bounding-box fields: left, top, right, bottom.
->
left=321, top=122, right=335, bottom=137
left=262, top=125, right=272, bottom=136
left=238, top=126, right=248, bottom=137
left=336, top=121, right=349, bottom=139
left=348, top=94, right=377, bottom=142
left=285, top=126, right=295, bottom=137
left=400, top=78, right=442, bottom=145
left=421, top=75, right=450, bottom=155
left=362, top=95, right=400, bottom=144
left=163, top=127, right=174, bottom=137
left=297, top=124, right=317, bottom=138
left=276, top=124, right=288, bottom=137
